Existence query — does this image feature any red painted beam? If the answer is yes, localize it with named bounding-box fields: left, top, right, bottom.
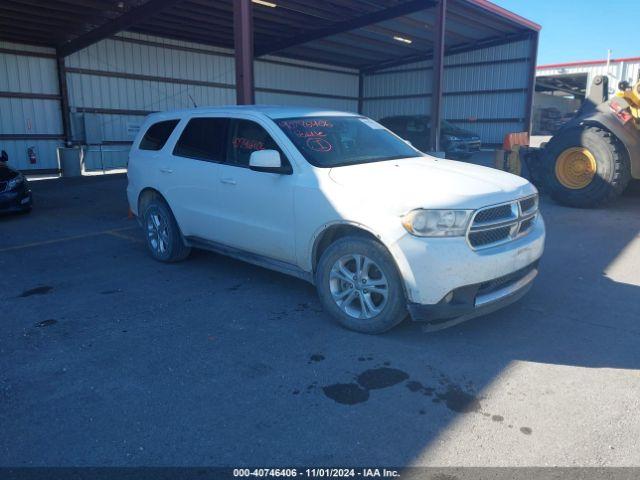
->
left=463, top=0, right=541, bottom=32
left=429, top=0, right=446, bottom=152
left=234, top=0, right=255, bottom=105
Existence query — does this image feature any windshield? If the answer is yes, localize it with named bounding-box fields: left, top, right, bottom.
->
left=275, top=116, right=423, bottom=168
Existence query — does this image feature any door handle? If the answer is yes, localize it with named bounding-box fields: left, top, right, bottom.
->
left=159, top=168, right=173, bottom=174
left=220, top=178, right=237, bottom=185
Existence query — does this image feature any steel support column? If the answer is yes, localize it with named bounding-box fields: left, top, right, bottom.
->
left=429, top=0, right=446, bottom=152
left=357, top=72, right=364, bottom=114
left=56, top=55, right=72, bottom=146
left=233, top=0, right=255, bottom=105
left=524, top=31, right=539, bottom=134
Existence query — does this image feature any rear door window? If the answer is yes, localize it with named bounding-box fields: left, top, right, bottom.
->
left=173, top=117, right=229, bottom=162
left=139, top=120, right=179, bottom=151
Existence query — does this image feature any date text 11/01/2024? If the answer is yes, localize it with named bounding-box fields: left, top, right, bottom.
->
left=233, top=468, right=400, bottom=478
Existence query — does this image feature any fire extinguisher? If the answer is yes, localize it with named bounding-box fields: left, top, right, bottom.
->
left=27, top=146, right=37, bottom=164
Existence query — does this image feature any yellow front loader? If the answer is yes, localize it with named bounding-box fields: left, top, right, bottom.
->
left=541, top=75, right=640, bottom=208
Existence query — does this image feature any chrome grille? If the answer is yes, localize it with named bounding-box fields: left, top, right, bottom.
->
left=469, top=226, right=512, bottom=248
left=467, top=195, right=538, bottom=250
left=518, top=217, right=535, bottom=235
left=474, top=204, right=513, bottom=224
left=520, top=196, right=538, bottom=214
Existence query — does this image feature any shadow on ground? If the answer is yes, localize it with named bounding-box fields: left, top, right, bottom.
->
left=1, top=175, right=639, bottom=466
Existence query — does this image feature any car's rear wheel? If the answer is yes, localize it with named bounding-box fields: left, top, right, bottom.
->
left=315, top=236, right=407, bottom=334
left=142, top=198, right=191, bottom=262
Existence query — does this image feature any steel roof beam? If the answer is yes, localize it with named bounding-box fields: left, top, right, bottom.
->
left=255, top=0, right=438, bottom=57
left=361, top=31, right=531, bottom=73
left=57, top=0, right=188, bottom=57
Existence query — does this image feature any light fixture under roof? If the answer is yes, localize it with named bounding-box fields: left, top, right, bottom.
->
left=393, top=35, right=413, bottom=44
left=252, top=0, right=277, bottom=7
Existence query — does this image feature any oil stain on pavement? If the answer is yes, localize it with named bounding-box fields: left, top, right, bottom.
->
left=356, top=367, right=409, bottom=390
left=322, top=383, right=370, bottom=405
left=317, top=356, right=533, bottom=435
left=35, top=319, right=57, bottom=328
left=18, top=285, right=53, bottom=298
left=309, top=354, right=325, bottom=363
left=322, top=367, right=409, bottom=405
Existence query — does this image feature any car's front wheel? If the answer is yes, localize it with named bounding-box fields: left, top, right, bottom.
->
left=142, top=198, right=191, bottom=262
left=315, top=235, right=407, bottom=334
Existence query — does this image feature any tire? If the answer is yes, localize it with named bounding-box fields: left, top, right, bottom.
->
left=543, top=126, right=630, bottom=208
left=315, top=235, right=407, bottom=334
left=141, top=197, right=191, bottom=262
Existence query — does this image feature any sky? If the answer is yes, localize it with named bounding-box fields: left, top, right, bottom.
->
left=491, top=0, right=639, bottom=65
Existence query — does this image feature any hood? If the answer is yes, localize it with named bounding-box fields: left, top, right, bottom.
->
left=328, top=157, right=535, bottom=213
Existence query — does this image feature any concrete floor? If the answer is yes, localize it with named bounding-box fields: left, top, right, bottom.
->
left=1, top=173, right=639, bottom=467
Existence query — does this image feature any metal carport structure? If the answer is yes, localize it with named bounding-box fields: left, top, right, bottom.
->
left=0, top=0, right=540, bottom=172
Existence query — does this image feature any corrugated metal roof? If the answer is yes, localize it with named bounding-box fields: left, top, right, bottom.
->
left=0, top=0, right=538, bottom=70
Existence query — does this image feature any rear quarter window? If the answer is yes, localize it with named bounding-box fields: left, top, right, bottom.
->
left=139, top=120, right=180, bottom=151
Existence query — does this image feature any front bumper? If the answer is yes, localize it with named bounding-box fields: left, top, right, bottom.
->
left=407, top=261, right=538, bottom=329
left=0, top=186, right=32, bottom=212
left=387, top=213, right=545, bottom=326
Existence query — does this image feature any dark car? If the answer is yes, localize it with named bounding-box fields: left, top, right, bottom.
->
left=379, top=115, right=481, bottom=159
left=0, top=150, right=32, bottom=214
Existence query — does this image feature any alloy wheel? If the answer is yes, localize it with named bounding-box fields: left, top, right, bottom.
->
left=329, top=253, right=389, bottom=319
left=147, top=210, right=170, bottom=255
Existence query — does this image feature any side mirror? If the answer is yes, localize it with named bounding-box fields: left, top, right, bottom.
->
left=249, top=149, right=291, bottom=174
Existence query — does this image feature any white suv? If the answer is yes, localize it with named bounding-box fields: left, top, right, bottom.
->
left=127, top=106, right=545, bottom=333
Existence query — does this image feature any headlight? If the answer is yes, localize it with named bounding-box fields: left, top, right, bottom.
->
left=402, top=209, right=473, bottom=237
left=7, top=176, right=24, bottom=190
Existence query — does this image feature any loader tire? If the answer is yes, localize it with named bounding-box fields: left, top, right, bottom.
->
left=543, top=126, right=630, bottom=208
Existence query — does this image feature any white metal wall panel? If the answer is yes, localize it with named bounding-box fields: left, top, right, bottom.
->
left=362, top=37, right=534, bottom=145
left=365, top=67, right=433, bottom=98
left=0, top=42, right=62, bottom=170
left=0, top=98, right=62, bottom=135
left=0, top=56, right=59, bottom=94
left=444, top=91, right=526, bottom=119
left=445, top=61, right=530, bottom=92
left=66, top=37, right=236, bottom=84
left=255, top=60, right=357, bottom=98
left=66, top=72, right=236, bottom=111
left=255, top=91, right=357, bottom=112
left=65, top=33, right=359, bottom=146
left=445, top=39, right=531, bottom=65
left=363, top=98, right=431, bottom=120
